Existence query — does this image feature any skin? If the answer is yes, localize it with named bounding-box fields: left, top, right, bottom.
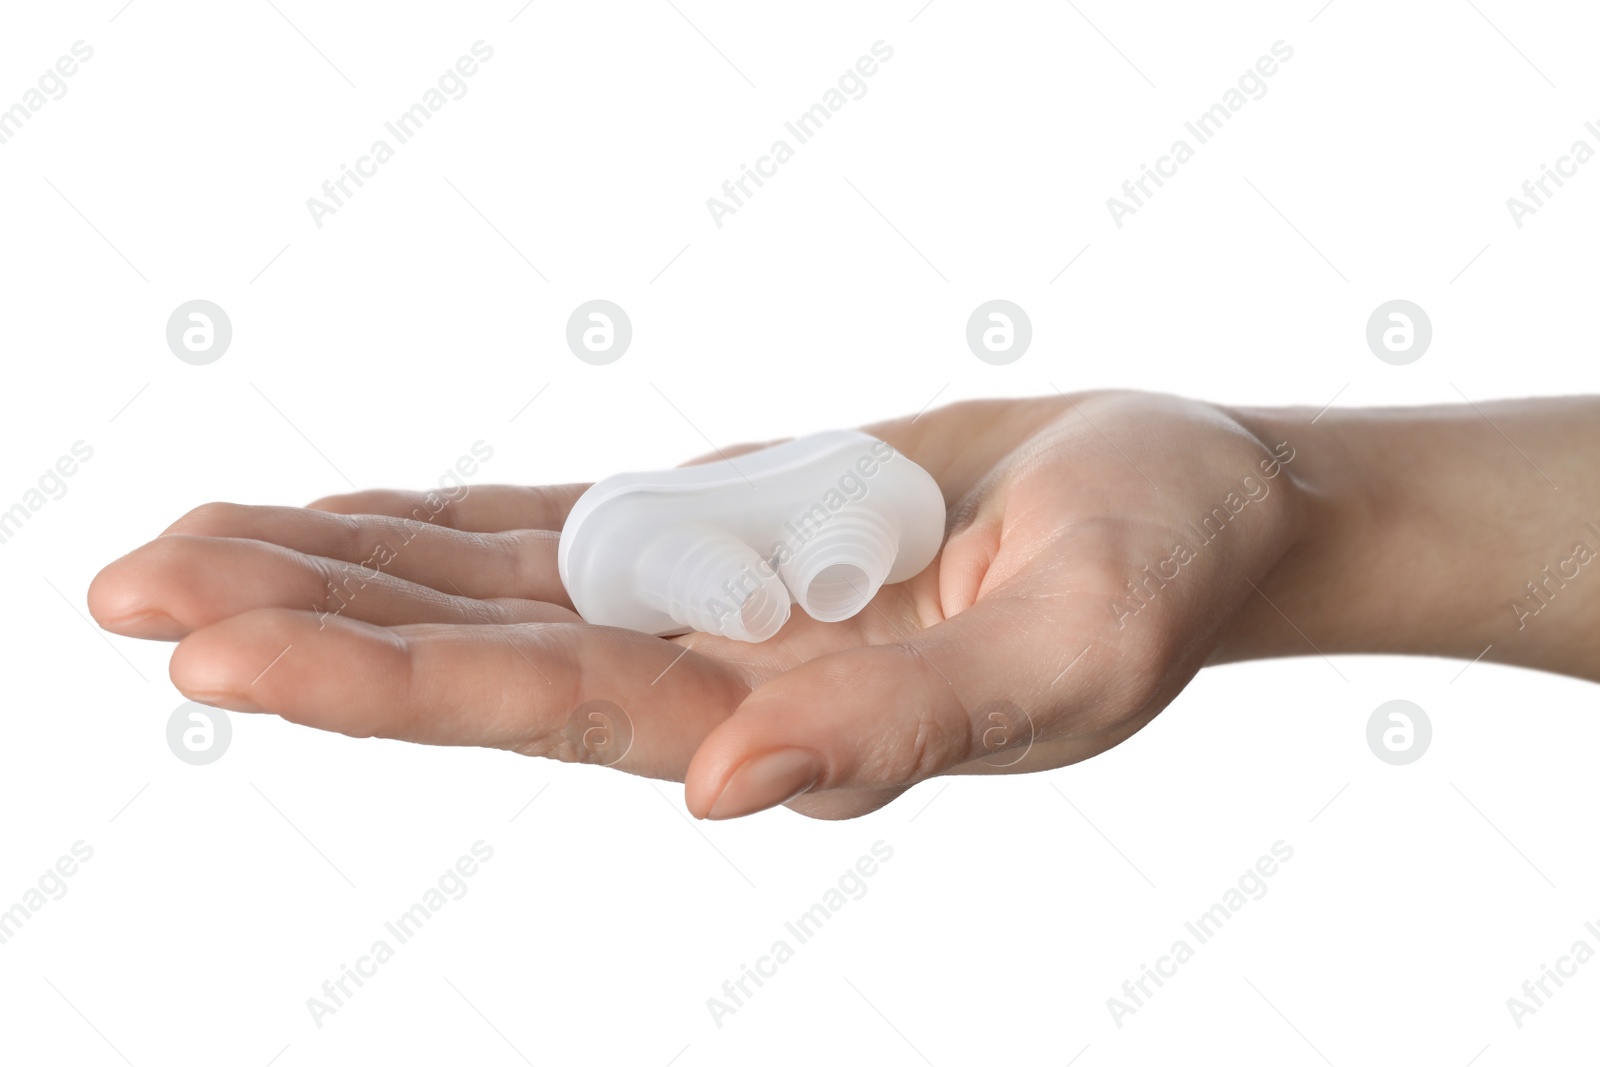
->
left=88, top=391, right=1600, bottom=820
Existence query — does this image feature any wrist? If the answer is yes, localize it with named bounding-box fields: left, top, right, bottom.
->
left=1218, top=398, right=1600, bottom=680
left=1219, top=404, right=1397, bottom=662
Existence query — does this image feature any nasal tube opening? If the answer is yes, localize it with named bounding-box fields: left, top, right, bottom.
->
left=641, top=524, right=791, bottom=643
left=802, top=563, right=873, bottom=620
left=728, top=574, right=790, bottom=642
left=780, top=509, right=898, bottom=624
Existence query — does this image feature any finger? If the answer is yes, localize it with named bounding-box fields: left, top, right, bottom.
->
left=161, top=502, right=569, bottom=606
left=89, top=534, right=579, bottom=639
left=170, top=609, right=750, bottom=781
left=684, top=560, right=1145, bottom=820
left=307, top=483, right=589, bottom=533
left=676, top=437, right=791, bottom=467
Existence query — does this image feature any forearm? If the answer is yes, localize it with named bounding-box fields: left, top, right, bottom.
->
left=1221, top=396, right=1600, bottom=681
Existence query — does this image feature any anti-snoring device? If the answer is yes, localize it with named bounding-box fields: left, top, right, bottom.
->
left=557, top=430, right=946, bottom=642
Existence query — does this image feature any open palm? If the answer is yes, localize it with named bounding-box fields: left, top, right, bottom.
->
left=90, top=391, right=1303, bottom=820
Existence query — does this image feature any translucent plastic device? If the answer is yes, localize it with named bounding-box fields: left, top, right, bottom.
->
left=557, top=430, right=946, bottom=643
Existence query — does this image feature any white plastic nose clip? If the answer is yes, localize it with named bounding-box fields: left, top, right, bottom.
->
left=557, top=431, right=946, bottom=642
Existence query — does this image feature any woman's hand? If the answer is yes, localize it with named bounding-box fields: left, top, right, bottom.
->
left=88, top=391, right=1319, bottom=820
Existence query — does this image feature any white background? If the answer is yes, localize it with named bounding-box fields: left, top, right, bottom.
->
left=2, top=0, right=1598, bottom=1063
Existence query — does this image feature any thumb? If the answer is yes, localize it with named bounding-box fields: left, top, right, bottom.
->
left=683, top=586, right=1114, bottom=820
